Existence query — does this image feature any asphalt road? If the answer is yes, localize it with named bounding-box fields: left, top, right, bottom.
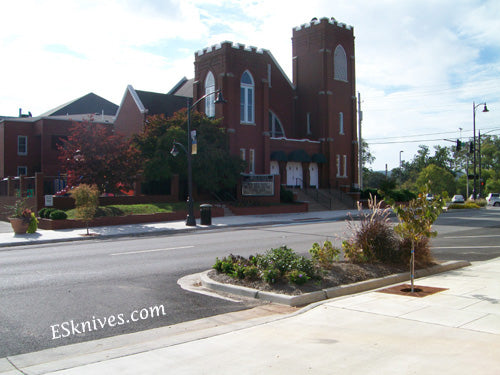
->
left=0, top=208, right=499, bottom=357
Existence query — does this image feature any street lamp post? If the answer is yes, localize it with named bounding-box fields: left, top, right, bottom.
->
left=472, top=101, right=489, bottom=200
left=171, top=90, right=226, bottom=226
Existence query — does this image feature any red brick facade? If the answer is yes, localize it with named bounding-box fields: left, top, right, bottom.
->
left=0, top=116, right=112, bottom=179
left=193, top=17, right=358, bottom=190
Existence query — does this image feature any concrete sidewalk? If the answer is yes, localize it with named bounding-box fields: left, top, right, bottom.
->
left=0, top=210, right=352, bottom=248
left=1, top=257, right=499, bottom=374
left=1, top=210, right=499, bottom=374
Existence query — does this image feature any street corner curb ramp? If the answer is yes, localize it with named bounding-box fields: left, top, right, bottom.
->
left=200, top=260, right=471, bottom=307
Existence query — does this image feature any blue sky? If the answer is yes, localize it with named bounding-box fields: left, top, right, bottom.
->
left=1, top=0, right=499, bottom=171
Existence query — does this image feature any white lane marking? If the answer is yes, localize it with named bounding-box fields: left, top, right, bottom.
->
left=443, top=234, right=500, bottom=239
left=432, top=246, right=500, bottom=249
left=111, top=245, right=194, bottom=256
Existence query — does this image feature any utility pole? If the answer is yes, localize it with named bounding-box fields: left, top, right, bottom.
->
left=358, top=92, right=363, bottom=190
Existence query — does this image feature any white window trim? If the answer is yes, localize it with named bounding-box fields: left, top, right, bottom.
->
left=334, top=45, right=348, bottom=82
left=18, top=135, right=28, bottom=156
left=336, top=155, right=341, bottom=177
left=249, top=149, right=255, bottom=174
left=269, top=111, right=285, bottom=138
left=205, top=71, right=215, bottom=117
left=240, top=70, right=255, bottom=124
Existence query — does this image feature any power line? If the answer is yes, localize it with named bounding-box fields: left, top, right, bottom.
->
left=367, top=131, right=500, bottom=145
left=365, top=126, right=500, bottom=142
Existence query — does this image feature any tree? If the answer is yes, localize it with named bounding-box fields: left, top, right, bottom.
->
left=133, top=110, right=245, bottom=196
left=480, top=135, right=500, bottom=173
left=392, top=191, right=444, bottom=292
left=415, top=164, right=455, bottom=196
left=58, top=119, right=141, bottom=193
left=361, top=140, right=375, bottom=166
left=71, top=184, right=99, bottom=235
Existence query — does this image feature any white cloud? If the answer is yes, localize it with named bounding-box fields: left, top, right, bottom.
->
left=1, top=0, right=499, bottom=171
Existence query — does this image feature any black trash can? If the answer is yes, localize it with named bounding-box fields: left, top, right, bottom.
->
left=200, top=204, right=212, bottom=225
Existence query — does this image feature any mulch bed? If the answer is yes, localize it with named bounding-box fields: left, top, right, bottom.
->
left=377, top=284, right=448, bottom=297
left=209, top=261, right=417, bottom=296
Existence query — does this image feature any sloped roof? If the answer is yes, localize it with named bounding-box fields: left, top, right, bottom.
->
left=40, top=92, right=118, bottom=117
left=167, top=77, right=194, bottom=97
left=135, top=90, right=188, bottom=116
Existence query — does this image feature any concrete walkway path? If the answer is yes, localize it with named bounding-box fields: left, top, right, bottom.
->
left=1, top=256, right=498, bottom=374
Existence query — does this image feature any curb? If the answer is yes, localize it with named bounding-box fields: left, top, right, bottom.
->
left=0, top=214, right=350, bottom=249
left=201, top=260, right=471, bottom=307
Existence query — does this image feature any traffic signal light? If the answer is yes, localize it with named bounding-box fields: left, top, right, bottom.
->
left=469, top=141, right=474, bottom=154
left=456, top=139, right=461, bottom=151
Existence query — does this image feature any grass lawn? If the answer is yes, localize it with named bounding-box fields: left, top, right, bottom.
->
left=65, top=202, right=193, bottom=219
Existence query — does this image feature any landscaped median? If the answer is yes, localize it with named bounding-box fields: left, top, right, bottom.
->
left=200, top=260, right=471, bottom=307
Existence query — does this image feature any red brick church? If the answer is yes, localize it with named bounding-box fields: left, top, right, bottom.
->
left=115, top=17, right=359, bottom=193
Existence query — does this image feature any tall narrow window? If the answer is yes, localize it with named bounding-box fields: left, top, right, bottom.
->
left=240, top=70, right=254, bottom=124
left=269, top=111, right=285, bottom=138
left=306, top=113, right=312, bottom=135
left=18, top=136, right=27, bottom=155
left=17, top=166, right=27, bottom=176
left=339, top=112, right=344, bottom=134
left=249, top=149, right=255, bottom=174
left=334, top=45, right=347, bottom=82
left=343, top=155, right=348, bottom=177
left=240, top=148, right=246, bottom=161
left=205, top=71, right=215, bottom=117
left=336, top=155, right=341, bottom=177
left=267, top=64, right=272, bottom=88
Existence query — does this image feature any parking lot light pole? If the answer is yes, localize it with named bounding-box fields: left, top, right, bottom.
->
left=472, top=101, right=488, bottom=200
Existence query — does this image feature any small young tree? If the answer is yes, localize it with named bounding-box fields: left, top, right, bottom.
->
left=71, top=184, right=99, bottom=235
left=392, top=191, right=444, bottom=292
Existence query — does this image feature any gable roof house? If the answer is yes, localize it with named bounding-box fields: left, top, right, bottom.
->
left=114, top=78, right=193, bottom=137
left=0, top=93, right=117, bottom=180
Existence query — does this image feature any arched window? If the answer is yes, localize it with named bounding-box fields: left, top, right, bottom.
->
left=334, top=45, right=347, bottom=82
left=205, top=71, right=215, bottom=117
left=268, top=111, right=285, bottom=138
left=240, top=70, right=254, bottom=123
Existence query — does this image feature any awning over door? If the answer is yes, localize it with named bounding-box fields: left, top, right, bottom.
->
left=270, top=150, right=288, bottom=161
left=288, top=149, right=311, bottom=162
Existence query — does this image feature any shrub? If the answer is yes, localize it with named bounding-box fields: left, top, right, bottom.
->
left=26, top=212, right=38, bottom=233
left=399, top=237, right=432, bottom=268
left=38, top=208, right=47, bottom=218
left=287, top=269, right=310, bottom=285
left=38, top=207, right=56, bottom=218
left=280, top=186, right=294, bottom=203
left=262, top=268, right=280, bottom=284
left=243, top=265, right=259, bottom=280
left=309, top=240, right=340, bottom=269
left=49, top=210, right=68, bottom=220
left=343, top=195, right=400, bottom=263
left=212, top=247, right=315, bottom=285
left=448, top=202, right=480, bottom=210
